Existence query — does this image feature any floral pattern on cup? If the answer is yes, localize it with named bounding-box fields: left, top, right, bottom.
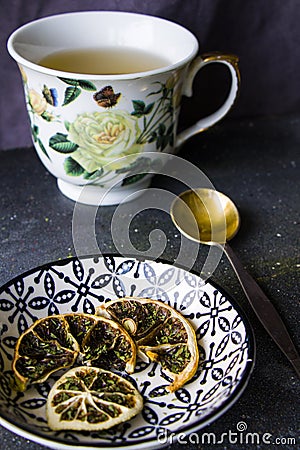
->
left=19, top=66, right=176, bottom=185
left=50, top=110, right=144, bottom=179
left=19, top=65, right=59, bottom=158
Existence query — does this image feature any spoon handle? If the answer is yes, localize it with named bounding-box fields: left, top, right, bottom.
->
left=223, top=243, right=300, bottom=377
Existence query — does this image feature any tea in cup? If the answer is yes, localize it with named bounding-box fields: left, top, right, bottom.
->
left=7, top=11, right=240, bottom=205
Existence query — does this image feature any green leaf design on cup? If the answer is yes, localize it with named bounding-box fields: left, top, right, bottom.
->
left=131, top=100, right=155, bottom=117
left=131, top=81, right=174, bottom=150
left=122, top=173, right=147, bottom=186
left=37, top=138, right=49, bottom=158
left=58, top=78, right=97, bottom=106
left=77, top=80, right=98, bottom=91
left=31, top=125, right=50, bottom=159
left=49, top=133, right=79, bottom=153
left=59, top=78, right=97, bottom=90
left=62, top=86, right=81, bottom=105
left=64, top=156, right=85, bottom=176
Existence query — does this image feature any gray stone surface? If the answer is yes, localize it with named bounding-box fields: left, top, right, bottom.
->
left=0, top=115, right=299, bottom=449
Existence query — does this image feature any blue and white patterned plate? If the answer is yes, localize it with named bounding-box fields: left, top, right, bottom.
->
left=0, top=255, right=255, bottom=450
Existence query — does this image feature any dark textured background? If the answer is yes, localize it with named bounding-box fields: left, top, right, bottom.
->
left=0, top=115, right=299, bottom=449
left=1, top=0, right=300, bottom=149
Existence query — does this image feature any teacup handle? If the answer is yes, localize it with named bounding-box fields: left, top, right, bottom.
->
left=176, top=52, right=241, bottom=148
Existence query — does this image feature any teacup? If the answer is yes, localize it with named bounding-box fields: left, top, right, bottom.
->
left=7, top=11, right=240, bottom=205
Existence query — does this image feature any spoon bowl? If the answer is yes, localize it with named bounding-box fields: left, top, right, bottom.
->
left=170, top=188, right=300, bottom=377
left=171, top=188, right=240, bottom=244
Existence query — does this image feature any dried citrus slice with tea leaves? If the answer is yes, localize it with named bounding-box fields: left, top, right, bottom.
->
left=47, top=366, right=143, bottom=431
left=97, top=297, right=199, bottom=392
left=13, top=313, right=136, bottom=391
left=12, top=315, right=79, bottom=391
left=63, top=313, right=136, bottom=373
left=64, top=313, right=99, bottom=346
left=78, top=315, right=136, bottom=373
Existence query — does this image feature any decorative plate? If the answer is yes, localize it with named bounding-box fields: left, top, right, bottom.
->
left=0, top=255, right=255, bottom=450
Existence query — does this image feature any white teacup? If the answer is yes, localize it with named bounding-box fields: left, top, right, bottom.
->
left=7, top=11, right=240, bottom=205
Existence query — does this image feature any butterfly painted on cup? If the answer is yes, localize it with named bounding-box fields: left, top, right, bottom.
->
left=42, top=85, right=58, bottom=106
left=93, top=86, right=121, bottom=108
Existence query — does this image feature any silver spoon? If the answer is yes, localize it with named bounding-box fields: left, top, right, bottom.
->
left=170, top=188, right=300, bottom=377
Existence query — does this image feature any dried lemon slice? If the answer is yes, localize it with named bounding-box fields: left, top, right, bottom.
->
left=12, top=315, right=79, bottom=391
left=13, top=313, right=136, bottom=391
left=97, top=297, right=199, bottom=392
left=47, top=366, right=143, bottom=431
left=79, top=315, right=136, bottom=373
left=63, top=313, right=136, bottom=373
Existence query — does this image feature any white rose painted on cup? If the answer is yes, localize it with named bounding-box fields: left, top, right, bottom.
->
left=68, top=110, right=143, bottom=173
